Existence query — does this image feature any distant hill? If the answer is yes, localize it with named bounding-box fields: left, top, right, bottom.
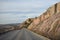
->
left=0, top=23, right=20, bottom=33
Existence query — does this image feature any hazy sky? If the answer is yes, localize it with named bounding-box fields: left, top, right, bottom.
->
left=0, top=0, right=60, bottom=24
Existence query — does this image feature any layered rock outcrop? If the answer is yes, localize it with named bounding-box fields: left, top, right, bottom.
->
left=27, top=2, right=60, bottom=40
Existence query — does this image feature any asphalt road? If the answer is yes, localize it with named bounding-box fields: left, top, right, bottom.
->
left=0, top=28, right=50, bottom=40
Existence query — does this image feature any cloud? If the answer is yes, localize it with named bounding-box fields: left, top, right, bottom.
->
left=0, top=0, right=60, bottom=24
left=0, top=0, right=60, bottom=12
left=0, top=1, right=45, bottom=12
left=0, top=13, right=40, bottom=24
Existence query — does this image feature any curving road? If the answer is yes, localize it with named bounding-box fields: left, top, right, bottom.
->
left=0, top=28, right=50, bottom=40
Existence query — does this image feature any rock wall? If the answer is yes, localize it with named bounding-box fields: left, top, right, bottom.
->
left=57, top=2, right=60, bottom=13
left=28, top=2, right=60, bottom=30
left=28, top=2, right=60, bottom=40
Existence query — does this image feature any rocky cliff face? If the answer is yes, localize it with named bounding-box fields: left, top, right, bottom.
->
left=27, top=2, right=60, bottom=40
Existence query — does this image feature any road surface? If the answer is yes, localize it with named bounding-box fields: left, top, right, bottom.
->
left=0, top=28, right=50, bottom=40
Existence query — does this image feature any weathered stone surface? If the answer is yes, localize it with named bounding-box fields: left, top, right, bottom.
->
left=28, top=2, right=60, bottom=40
left=28, top=2, right=60, bottom=30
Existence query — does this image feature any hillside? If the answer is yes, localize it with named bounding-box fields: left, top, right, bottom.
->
left=0, top=2, right=60, bottom=40
left=27, top=2, right=60, bottom=40
left=0, top=23, right=20, bottom=33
